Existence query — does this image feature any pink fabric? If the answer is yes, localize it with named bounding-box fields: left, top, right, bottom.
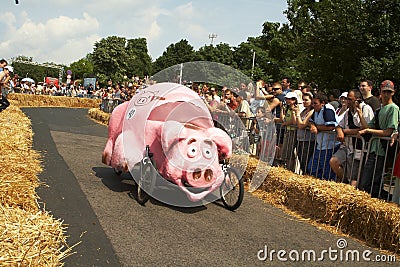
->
left=102, top=83, right=232, bottom=201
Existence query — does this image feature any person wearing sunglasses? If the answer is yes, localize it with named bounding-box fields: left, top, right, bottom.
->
left=266, top=83, right=286, bottom=159
left=358, top=80, right=399, bottom=199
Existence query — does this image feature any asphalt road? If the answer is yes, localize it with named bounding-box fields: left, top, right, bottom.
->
left=22, top=107, right=396, bottom=267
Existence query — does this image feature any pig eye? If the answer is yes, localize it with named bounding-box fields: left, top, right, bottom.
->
left=187, top=145, right=198, bottom=158
left=203, top=148, right=212, bottom=159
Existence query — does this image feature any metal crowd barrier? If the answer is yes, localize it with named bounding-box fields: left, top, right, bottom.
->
left=361, top=136, right=400, bottom=203
left=100, top=98, right=120, bottom=113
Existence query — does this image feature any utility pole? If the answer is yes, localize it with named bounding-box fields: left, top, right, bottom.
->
left=251, top=50, right=256, bottom=79
left=209, top=34, right=217, bottom=45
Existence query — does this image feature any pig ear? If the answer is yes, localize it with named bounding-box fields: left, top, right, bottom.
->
left=160, top=121, right=185, bottom=153
left=207, top=127, right=232, bottom=159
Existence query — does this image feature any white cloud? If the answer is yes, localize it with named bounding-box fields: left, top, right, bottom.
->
left=147, top=21, right=161, bottom=41
left=0, top=12, right=99, bottom=64
left=46, top=34, right=100, bottom=64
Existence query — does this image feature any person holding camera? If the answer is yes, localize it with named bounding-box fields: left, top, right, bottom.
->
left=277, top=91, right=303, bottom=171
left=220, top=88, right=239, bottom=111
left=330, top=89, right=374, bottom=185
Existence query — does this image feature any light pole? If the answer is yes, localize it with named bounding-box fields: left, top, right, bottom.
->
left=251, top=50, right=256, bottom=79
left=209, top=33, right=217, bottom=45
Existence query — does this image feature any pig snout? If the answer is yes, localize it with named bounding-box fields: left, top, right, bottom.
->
left=192, top=168, right=213, bottom=182
left=185, top=167, right=218, bottom=188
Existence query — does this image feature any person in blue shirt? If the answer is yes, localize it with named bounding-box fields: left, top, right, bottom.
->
left=307, top=93, right=340, bottom=180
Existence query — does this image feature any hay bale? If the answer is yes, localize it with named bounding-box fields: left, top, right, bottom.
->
left=0, top=204, right=73, bottom=266
left=230, top=154, right=400, bottom=253
left=8, top=93, right=101, bottom=108
left=0, top=105, right=72, bottom=265
left=88, top=108, right=110, bottom=126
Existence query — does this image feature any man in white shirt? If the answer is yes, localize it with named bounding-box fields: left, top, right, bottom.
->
left=330, top=89, right=374, bottom=185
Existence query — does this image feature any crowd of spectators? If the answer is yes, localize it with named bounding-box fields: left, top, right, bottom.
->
left=198, top=78, right=400, bottom=203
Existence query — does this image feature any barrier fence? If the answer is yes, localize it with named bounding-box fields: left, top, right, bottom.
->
left=100, top=102, right=400, bottom=204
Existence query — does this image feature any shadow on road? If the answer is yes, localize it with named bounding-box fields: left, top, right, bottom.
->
left=92, top=166, right=134, bottom=192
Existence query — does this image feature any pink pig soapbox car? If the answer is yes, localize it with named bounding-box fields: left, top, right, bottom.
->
left=102, top=82, right=244, bottom=210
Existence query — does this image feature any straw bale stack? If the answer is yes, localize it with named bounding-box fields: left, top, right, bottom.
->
left=0, top=105, right=71, bottom=266
left=8, top=93, right=101, bottom=108
left=230, top=154, right=400, bottom=253
left=0, top=105, right=41, bottom=211
left=0, top=204, right=72, bottom=266
left=88, top=108, right=110, bottom=126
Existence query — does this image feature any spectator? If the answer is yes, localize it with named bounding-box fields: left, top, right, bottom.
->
left=114, top=84, right=122, bottom=104
left=358, top=80, right=399, bottom=198
left=301, top=84, right=313, bottom=95
left=87, top=83, right=94, bottom=98
left=252, top=80, right=273, bottom=114
left=328, top=89, right=341, bottom=110
left=249, top=106, right=274, bottom=161
left=307, top=93, right=340, bottom=180
left=0, top=59, right=8, bottom=71
left=281, top=77, right=292, bottom=96
left=235, top=91, right=253, bottom=118
left=269, top=82, right=286, bottom=156
left=220, top=88, right=239, bottom=111
left=203, top=91, right=219, bottom=112
left=210, top=87, right=220, bottom=103
left=246, top=82, right=254, bottom=102
left=293, top=81, right=304, bottom=111
left=278, top=91, right=302, bottom=171
left=336, top=92, right=348, bottom=122
left=330, top=89, right=374, bottom=185
left=295, top=92, right=315, bottom=174
left=0, top=66, right=13, bottom=112
left=359, top=79, right=381, bottom=112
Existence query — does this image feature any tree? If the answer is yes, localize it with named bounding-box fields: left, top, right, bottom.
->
left=69, top=57, right=94, bottom=81
left=126, top=38, right=152, bottom=77
left=152, top=39, right=197, bottom=74
left=285, top=0, right=400, bottom=90
left=12, top=55, right=61, bottom=83
left=196, top=43, right=236, bottom=67
left=91, top=36, right=132, bottom=84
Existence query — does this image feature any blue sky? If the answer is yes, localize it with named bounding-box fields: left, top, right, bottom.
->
left=0, top=0, right=288, bottom=65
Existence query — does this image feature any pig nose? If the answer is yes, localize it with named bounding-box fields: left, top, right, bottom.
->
left=193, top=168, right=202, bottom=180
left=192, top=168, right=214, bottom=182
left=204, top=169, right=213, bottom=182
